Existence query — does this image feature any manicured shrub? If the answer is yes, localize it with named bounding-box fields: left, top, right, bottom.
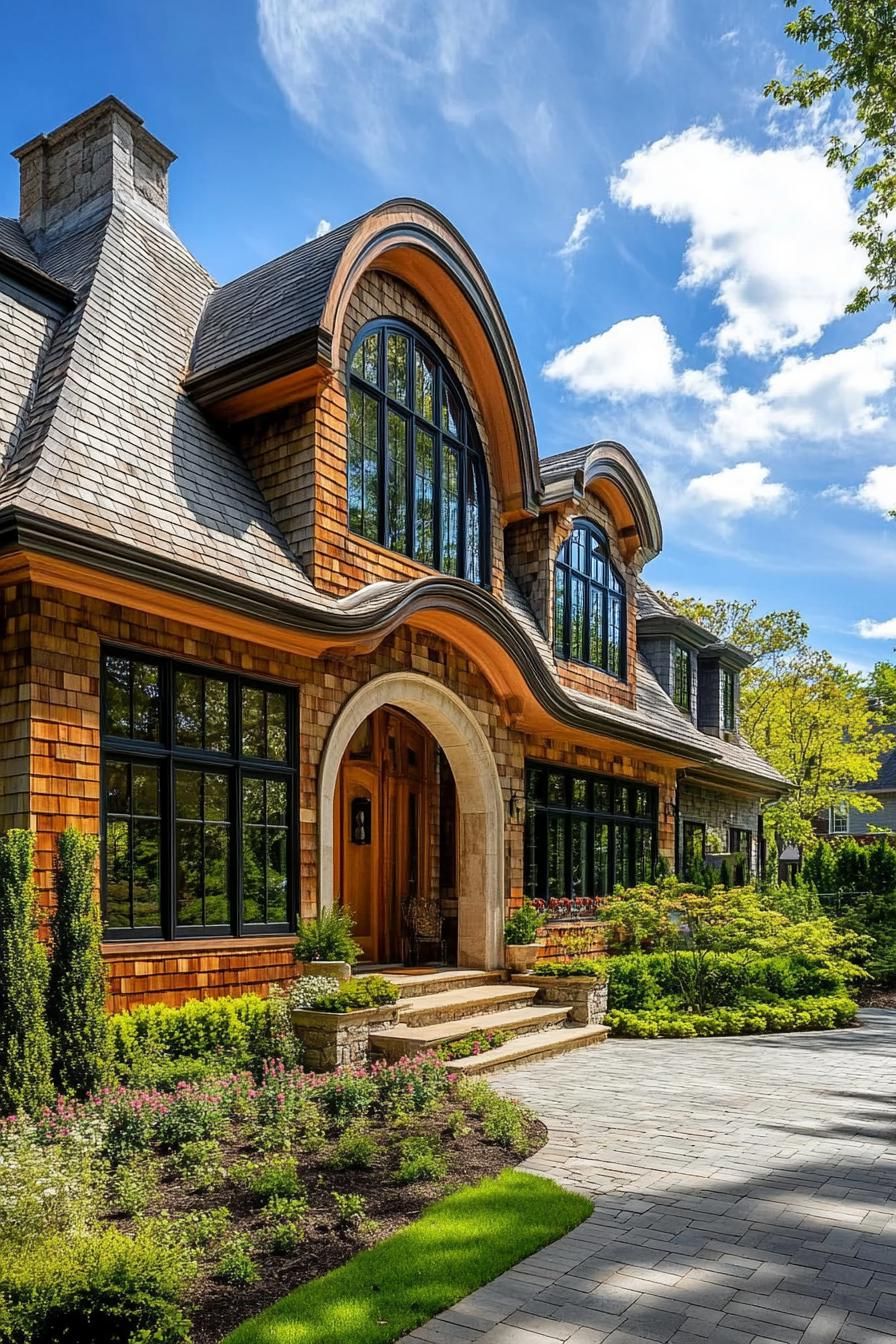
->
left=605, top=994, right=857, bottom=1039
left=108, top=992, right=276, bottom=1083
left=455, top=1079, right=534, bottom=1155
left=170, top=1139, right=226, bottom=1193
left=48, top=828, right=110, bottom=1099
left=327, top=1125, right=378, bottom=1170
left=214, top=1232, right=259, bottom=1286
left=262, top=1196, right=308, bottom=1253
left=0, top=1226, right=194, bottom=1344
left=868, top=838, right=896, bottom=896
left=107, top=1154, right=161, bottom=1216
left=0, top=829, right=53, bottom=1116
left=233, top=1154, right=304, bottom=1203
left=395, top=1136, right=448, bottom=1184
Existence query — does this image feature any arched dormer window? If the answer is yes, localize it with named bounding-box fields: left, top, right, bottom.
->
left=554, top=520, right=625, bottom=678
left=346, top=319, right=489, bottom=585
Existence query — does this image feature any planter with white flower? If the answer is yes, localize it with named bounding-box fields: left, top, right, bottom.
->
left=290, top=973, right=400, bottom=1071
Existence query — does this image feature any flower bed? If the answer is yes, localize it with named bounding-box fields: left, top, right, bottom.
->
left=0, top=1055, right=545, bottom=1344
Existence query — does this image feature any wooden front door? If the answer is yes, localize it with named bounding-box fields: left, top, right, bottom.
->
left=338, top=708, right=430, bottom=964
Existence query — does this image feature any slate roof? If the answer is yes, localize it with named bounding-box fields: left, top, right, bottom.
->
left=0, top=216, right=47, bottom=275
left=189, top=216, right=363, bottom=379
left=0, top=204, right=322, bottom=607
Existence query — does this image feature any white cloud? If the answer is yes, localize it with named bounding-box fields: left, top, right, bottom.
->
left=684, top=462, right=791, bottom=518
left=257, top=0, right=563, bottom=177
left=611, top=125, right=864, bottom=356
left=558, top=205, right=603, bottom=259
left=543, top=315, right=724, bottom=404
left=827, top=463, right=896, bottom=515
left=542, top=316, right=679, bottom=399
left=710, top=319, right=896, bottom=449
left=857, top=616, right=896, bottom=639
left=305, top=218, right=331, bottom=242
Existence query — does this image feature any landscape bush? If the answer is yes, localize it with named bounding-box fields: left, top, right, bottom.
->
left=605, top=994, right=856, bottom=1039
left=108, top=991, right=292, bottom=1084
left=606, top=949, right=848, bottom=1014
left=0, top=1224, right=195, bottom=1344
left=47, top=828, right=110, bottom=1100
left=0, top=830, right=54, bottom=1116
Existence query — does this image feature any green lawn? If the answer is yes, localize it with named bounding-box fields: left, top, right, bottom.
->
left=224, top=1170, right=592, bottom=1344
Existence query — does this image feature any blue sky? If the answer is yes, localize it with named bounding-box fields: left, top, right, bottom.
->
left=2, top=0, right=894, bottom=674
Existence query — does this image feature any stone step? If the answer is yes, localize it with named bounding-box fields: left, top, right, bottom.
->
left=395, top=984, right=540, bottom=1027
left=370, top=1003, right=571, bottom=1062
left=377, top=969, right=505, bottom=999
left=449, top=1023, right=611, bottom=1075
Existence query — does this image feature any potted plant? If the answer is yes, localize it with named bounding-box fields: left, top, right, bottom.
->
left=503, top=901, right=542, bottom=973
left=294, top=906, right=361, bottom=981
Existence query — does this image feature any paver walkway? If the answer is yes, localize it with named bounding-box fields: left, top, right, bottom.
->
left=403, top=1009, right=896, bottom=1344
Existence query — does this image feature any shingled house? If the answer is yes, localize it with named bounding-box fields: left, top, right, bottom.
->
left=0, top=99, right=787, bottom=1011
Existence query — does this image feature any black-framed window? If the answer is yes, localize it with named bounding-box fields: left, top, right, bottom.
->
left=553, top=520, right=625, bottom=678
left=346, top=319, right=488, bottom=585
left=101, top=650, right=297, bottom=941
left=728, top=827, right=752, bottom=877
left=681, top=820, right=706, bottom=879
left=524, top=762, right=657, bottom=903
left=722, top=668, right=736, bottom=731
left=673, top=644, right=691, bottom=712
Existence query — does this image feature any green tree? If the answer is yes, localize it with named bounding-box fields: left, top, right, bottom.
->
left=658, top=594, right=885, bottom=845
left=0, top=830, right=53, bottom=1114
left=868, top=661, right=896, bottom=719
left=48, top=829, right=109, bottom=1098
left=765, top=0, right=896, bottom=312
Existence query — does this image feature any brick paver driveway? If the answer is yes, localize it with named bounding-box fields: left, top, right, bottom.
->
left=404, top=1009, right=896, bottom=1344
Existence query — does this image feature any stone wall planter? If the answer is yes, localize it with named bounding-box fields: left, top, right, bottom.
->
left=504, top=943, right=541, bottom=973
left=511, top=974, right=609, bottom=1025
left=297, top=960, right=352, bottom=981
left=292, top=1004, right=399, bottom=1072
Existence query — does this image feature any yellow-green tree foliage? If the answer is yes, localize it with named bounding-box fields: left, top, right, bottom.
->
left=657, top=593, right=885, bottom=844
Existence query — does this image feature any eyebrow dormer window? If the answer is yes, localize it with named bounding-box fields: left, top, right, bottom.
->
left=346, top=320, right=488, bottom=585
left=553, top=520, right=625, bottom=678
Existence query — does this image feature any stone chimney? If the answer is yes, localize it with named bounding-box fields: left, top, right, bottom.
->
left=12, top=96, right=176, bottom=250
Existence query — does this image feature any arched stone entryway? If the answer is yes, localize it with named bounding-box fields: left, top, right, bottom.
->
left=318, top=672, right=505, bottom=969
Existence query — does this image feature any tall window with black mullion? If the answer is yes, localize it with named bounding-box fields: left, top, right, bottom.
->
left=673, top=644, right=692, bottom=713
left=347, top=320, right=487, bottom=584
left=722, top=667, right=736, bottom=731
left=524, top=763, right=657, bottom=905
left=102, top=651, right=297, bottom=940
left=553, top=520, right=626, bottom=678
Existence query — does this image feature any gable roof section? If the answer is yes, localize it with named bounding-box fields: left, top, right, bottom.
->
left=637, top=581, right=752, bottom=668
left=189, top=216, right=361, bottom=382
left=541, top=440, right=662, bottom=560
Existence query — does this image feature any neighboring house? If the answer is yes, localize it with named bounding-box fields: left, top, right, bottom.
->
left=0, top=99, right=787, bottom=1010
left=816, top=726, right=896, bottom=840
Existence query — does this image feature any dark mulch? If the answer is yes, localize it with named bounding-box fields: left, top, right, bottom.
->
left=859, top=987, right=896, bottom=1009
left=119, top=1101, right=546, bottom=1344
